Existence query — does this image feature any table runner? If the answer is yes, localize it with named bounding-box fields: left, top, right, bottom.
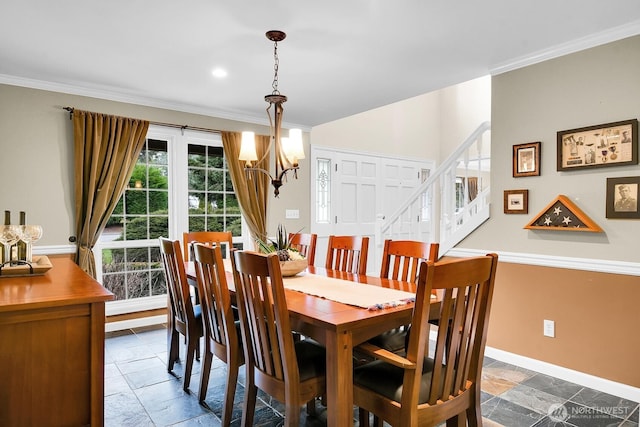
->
left=221, top=259, right=415, bottom=310
left=282, top=273, right=415, bottom=310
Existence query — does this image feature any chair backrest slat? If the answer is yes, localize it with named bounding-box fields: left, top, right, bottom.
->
left=453, top=284, right=477, bottom=393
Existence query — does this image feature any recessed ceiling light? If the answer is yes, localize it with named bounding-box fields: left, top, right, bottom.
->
left=211, top=68, right=228, bottom=78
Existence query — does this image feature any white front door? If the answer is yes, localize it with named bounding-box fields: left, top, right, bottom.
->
left=311, top=146, right=433, bottom=274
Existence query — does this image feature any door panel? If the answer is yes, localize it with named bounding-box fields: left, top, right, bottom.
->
left=340, top=182, right=358, bottom=223
left=362, top=184, right=376, bottom=223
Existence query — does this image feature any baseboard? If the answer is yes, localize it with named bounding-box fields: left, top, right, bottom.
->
left=105, top=314, right=167, bottom=332
left=484, top=346, right=640, bottom=403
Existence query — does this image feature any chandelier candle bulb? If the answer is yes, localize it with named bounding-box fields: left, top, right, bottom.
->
left=239, top=131, right=258, bottom=166
left=286, top=128, right=305, bottom=164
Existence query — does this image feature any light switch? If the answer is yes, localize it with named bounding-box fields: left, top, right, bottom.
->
left=285, top=209, right=300, bottom=219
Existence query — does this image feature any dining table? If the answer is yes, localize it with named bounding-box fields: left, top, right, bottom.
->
left=186, top=261, right=439, bottom=427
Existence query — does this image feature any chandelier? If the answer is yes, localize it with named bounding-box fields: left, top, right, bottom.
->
left=239, top=30, right=305, bottom=197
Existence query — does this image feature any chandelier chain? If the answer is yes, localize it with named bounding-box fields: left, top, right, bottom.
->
left=272, top=40, right=280, bottom=95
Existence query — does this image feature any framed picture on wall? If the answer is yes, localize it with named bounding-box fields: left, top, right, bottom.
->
left=606, top=176, right=640, bottom=219
left=504, top=189, right=528, bottom=214
left=557, top=119, right=638, bottom=171
left=513, top=142, right=540, bottom=177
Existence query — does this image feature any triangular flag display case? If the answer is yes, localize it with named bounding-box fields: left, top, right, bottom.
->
left=525, top=194, right=603, bottom=232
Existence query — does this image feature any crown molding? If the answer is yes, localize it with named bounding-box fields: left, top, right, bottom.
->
left=490, top=20, right=640, bottom=75
left=0, top=74, right=310, bottom=132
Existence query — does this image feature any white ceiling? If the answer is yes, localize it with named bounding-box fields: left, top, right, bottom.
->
left=2, top=1, right=640, bottom=129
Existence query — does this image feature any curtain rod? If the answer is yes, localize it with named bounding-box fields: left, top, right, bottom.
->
left=63, top=106, right=222, bottom=135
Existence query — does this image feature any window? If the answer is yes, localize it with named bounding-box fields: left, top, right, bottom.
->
left=315, top=158, right=331, bottom=223
left=100, top=138, right=169, bottom=302
left=95, top=126, right=245, bottom=315
left=420, top=168, right=432, bottom=222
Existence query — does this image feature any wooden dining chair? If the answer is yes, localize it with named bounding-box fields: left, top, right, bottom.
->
left=182, top=231, right=234, bottom=261
left=381, top=239, right=441, bottom=318
left=231, top=250, right=327, bottom=427
left=325, top=235, right=369, bottom=274
left=353, top=253, right=499, bottom=427
left=159, top=237, right=203, bottom=392
left=192, top=243, right=244, bottom=426
left=380, top=240, right=440, bottom=283
left=288, top=232, right=317, bottom=266
left=367, top=240, right=440, bottom=353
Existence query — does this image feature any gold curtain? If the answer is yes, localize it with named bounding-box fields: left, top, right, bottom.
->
left=222, top=131, right=270, bottom=246
left=73, top=110, right=149, bottom=277
left=468, top=176, right=479, bottom=201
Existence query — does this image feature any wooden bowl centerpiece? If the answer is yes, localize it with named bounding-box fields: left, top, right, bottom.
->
left=279, top=258, right=308, bottom=277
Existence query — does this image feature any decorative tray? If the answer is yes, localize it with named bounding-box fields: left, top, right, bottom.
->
left=0, top=256, right=53, bottom=278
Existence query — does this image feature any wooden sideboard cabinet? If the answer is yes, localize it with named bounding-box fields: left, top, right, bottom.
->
left=0, top=257, right=114, bottom=426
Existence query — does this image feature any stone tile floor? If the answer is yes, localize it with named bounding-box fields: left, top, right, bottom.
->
left=105, top=325, right=639, bottom=426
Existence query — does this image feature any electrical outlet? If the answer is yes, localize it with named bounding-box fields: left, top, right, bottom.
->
left=543, top=319, right=555, bottom=338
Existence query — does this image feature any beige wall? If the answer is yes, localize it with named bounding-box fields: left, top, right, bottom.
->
left=438, top=75, right=492, bottom=160
left=0, top=84, right=311, bottom=246
left=311, top=75, right=491, bottom=162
